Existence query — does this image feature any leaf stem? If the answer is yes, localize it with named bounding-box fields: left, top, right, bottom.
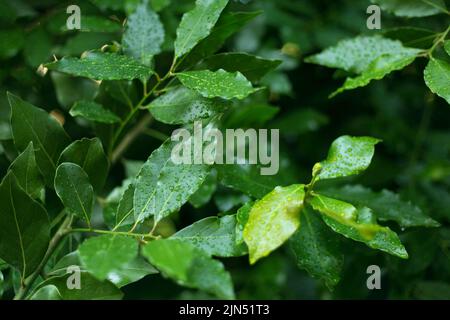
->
left=426, top=24, right=450, bottom=58
left=69, top=228, right=158, bottom=239
left=109, top=59, right=178, bottom=162
left=14, top=216, right=72, bottom=300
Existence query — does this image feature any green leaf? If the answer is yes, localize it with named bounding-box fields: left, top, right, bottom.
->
left=216, top=163, right=281, bottom=198
left=306, top=36, right=420, bottom=74
left=314, top=135, right=381, bottom=181
left=289, top=207, right=343, bottom=289
left=173, top=215, right=247, bottom=257
left=148, top=86, right=229, bottom=125
left=319, top=185, right=440, bottom=228
left=70, top=101, right=121, bottom=124
left=45, top=52, right=154, bottom=81
left=424, top=58, right=450, bottom=105
left=79, top=235, right=138, bottom=281
left=34, top=272, right=123, bottom=300
left=310, top=193, right=408, bottom=259
left=177, top=69, right=258, bottom=100
left=61, top=16, right=122, bottom=33
left=134, top=139, right=210, bottom=224
left=8, top=93, right=71, bottom=186
left=8, top=142, right=43, bottom=197
left=189, top=169, right=217, bottom=208
left=24, top=28, right=52, bottom=67
left=181, top=11, right=261, bottom=67
left=383, top=27, right=438, bottom=49
left=106, top=256, right=158, bottom=288
left=114, top=183, right=136, bottom=231
left=58, top=138, right=109, bottom=192
left=174, top=0, right=229, bottom=59
left=331, top=52, right=419, bottom=97
left=444, top=40, right=450, bottom=56
left=243, top=184, right=305, bottom=264
left=0, top=29, right=24, bottom=59
left=371, top=0, right=447, bottom=17
left=29, top=285, right=62, bottom=300
left=214, top=191, right=251, bottom=212
left=143, top=239, right=235, bottom=299
left=50, top=72, right=99, bottom=108
left=150, top=0, right=171, bottom=11
left=48, top=251, right=157, bottom=288
left=54, top=163, right=94, bottom=225
left=202, top=53, right=282, bottom=82
left=122, top=2, right=164, bottom=65
left=235, top=201, right=252, bottom=245
left=0, top=173, right=50, bottom=277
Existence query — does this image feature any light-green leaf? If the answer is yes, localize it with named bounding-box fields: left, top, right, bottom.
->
left=0, top=173, right=50, bottom=277
left=424, top=58, right=450, bottom=105
left=54, top=163, right=94, bottom=225
left=70, top=101, right=121, bottom=124
left=58, top=138, right=109, bottom=192
left=202, top=53, right=282, bottom=82
left=319, top=185, right=440, bottom=228
left=143, top=239, right=235, bottom=299
left=174, top=0, right=229, bottom=59
left=310, top=193, right=408, bottom=259
left=243, top=184, right=305, bottom=264
left=8, top=142, right=43, bottom=197
left=45, top=52, right=154, bottom=81
left=122, top=2, right=164, bottom=65
left=306, top=36, right=420, bottom=74
left=134, top=139, right=211, bottom=224
left=79, top=235, right=138, bottom=281
left=173, top=215, right=247, bottom=257
left=148, top=86, right=229, bottom=125
left=8, top=93, right=71, bottom=186
left=331, top=52, right=419, bottom=97
left=177, top=69, right=258, bottom=100
left=290, top=207, right=343, bottom=289
left=314, top=135, right=381, bottom=181
left=371, top=0, right=447, bottom=17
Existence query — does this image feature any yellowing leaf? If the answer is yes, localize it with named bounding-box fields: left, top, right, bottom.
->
left=243, top=184, right=305, bottom=264
left=310, top=193, right=408, bottom=259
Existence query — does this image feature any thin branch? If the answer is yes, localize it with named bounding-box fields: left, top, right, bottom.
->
left=111, top=113, right=154, bottom=164
left=69, top=228, right=158, bottom=240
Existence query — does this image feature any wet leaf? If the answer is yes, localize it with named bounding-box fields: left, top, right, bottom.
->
left=243, top=184, right=305, bottom=264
